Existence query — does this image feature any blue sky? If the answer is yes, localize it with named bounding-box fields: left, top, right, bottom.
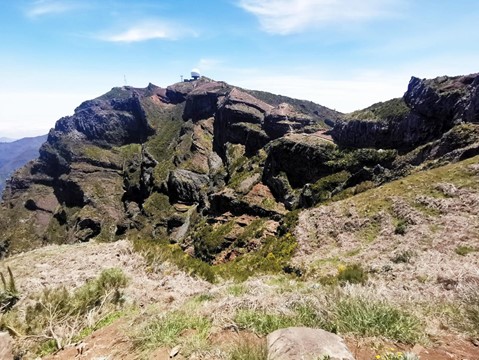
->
left=1, top=0, right=479, bottom=138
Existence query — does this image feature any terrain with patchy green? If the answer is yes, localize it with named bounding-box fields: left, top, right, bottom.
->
left=1, top=73, right=479, bottom=359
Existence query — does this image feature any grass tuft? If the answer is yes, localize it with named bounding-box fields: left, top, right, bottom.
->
left=455, top=245, right=478, bottom=256
left=234, top=293, right=423, bottom=344
left=228, top=340, right=267, bottom=360
left=134, top=311, right=211, bottom=354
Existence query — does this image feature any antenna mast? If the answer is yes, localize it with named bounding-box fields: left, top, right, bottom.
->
left=124, top=75, right=127, bottom=86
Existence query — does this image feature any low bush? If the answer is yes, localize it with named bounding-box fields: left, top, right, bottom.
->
left=394, top=220, right=408, bottom=235
left=337, top=264, right=368, bottom=285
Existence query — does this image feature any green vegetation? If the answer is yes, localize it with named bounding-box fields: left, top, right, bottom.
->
left=134, top=310, right=211, bottom=354
left=227, top=284, right=247, bottom=296
left=305, top=171, right=350, bottom=204
left=338, top=155, right=479, bottom=218
left=0, top=267, right=19, bottom=313
left=331, top=297, right=422, bottom=343
left=234, top=295, right=422, bottom=344
left=134, top=218, right=298, bottom=283
left=193, top=220, right=235, bottom=263
left=345, top=98, right=409, bottom=121
left=235, top=310, right=294, bottom=335
left=461, top=286, right=479, bottom=335
left=394, top=219, right=408, bottom=235
left=214, top=233, right=298, bottom=281
left=455, top=245, right=478, bottom=256
left=228, top=340, right=267, bottom=360
left=328, top=148, right=397, bottom=172
left=319, top=264, right=368, bottom=286
left=142, top=192, right=175, bottom=218
left=143, top=98, right=185, bottom=184
left=353, top=180, right=376, bottom=195
left=1, top=268, right=128, bottom=354
left=133, top=239, right=216, bottom=282
left=337, top=264, right=368, bottom=285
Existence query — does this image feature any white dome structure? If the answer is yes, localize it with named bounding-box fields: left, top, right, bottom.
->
left=191, top=68, right=201, bottom=80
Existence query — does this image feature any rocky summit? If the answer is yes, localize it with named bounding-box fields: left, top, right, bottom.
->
left=1, top=74, right=479, bottom=262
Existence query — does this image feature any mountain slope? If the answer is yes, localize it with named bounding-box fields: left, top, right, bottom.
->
left=1, top=74, right=479, bottom=266
left=0, top=135, right=47, bottom=193
left=1, top=73, right=479, bottom=359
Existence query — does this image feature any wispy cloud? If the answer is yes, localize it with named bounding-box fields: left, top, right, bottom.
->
left=196, top=58, right=223, bottom=71
left=99, top=20, right=197, bottom=43
left=237, top=0, right=402, bottom=34
left=25, top=0, right=84, bottom=18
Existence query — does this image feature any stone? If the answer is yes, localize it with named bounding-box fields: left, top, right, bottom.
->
left=267, top=327, right=355, bottom=360
left=168, top=169, right=209, bottom=205
left=169, top=345, right=181, bottom=358
left=0, top=332, right=14, bottom=360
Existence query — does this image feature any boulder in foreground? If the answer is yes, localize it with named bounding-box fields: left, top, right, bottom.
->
left=267, top=327, right=355, bottom=360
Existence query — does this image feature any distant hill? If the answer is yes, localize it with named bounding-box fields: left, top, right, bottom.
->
left=0, top=134, right=47, bottom=194
left=0, top=137, right=16, bottom=143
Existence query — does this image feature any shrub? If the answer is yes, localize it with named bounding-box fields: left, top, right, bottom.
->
left=337, top=264, right=368, bottom=285
left=394, top=220, right=408, bottom=235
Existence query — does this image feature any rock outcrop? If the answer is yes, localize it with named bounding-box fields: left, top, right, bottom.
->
left=267, top=327, right=355, bottom=360
left=331, top=73, right=479, bottom=151
left=0, top=77, right=339, bottom=259
left=1, top=73, right=478, bottom=262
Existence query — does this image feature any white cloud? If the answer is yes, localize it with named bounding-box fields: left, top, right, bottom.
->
left=196, top=58, right=223, bottom=72
left=100, top=20, right=197, bottom=43
left=26, top=0, right=83, bottom=18
left=237, top=0, right=401, bottom=34
left=230, top=73, right=407, bottom=113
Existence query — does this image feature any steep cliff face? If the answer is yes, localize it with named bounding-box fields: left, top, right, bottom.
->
left=0, top=78, right=340, bottom=259
left=331, top=73, right=479, bottom=151
left=1, top=74, right=479, bottom=262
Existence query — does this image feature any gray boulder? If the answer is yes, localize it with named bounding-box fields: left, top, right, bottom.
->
left=267, top=327, right=355, bottom=360
left=168, top=169, right=209, bottom=205
left=0, top=332, right=13, bottom=360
